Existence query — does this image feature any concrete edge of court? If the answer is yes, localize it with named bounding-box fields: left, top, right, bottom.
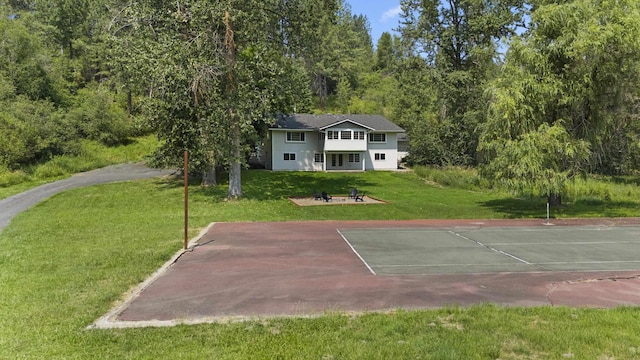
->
left=87, top=224, right=216, bottom=330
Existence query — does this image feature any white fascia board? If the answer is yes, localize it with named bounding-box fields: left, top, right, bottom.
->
left=319, top=119, right=375, bottom=131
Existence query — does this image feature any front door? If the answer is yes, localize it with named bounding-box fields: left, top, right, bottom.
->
left=330, top=154, right=344, bottom=169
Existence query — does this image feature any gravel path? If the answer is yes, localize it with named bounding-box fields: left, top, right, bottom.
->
left=0, top=163, right=175, bottom=233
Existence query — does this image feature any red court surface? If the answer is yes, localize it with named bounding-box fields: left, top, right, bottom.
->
left=96, top=218, right=640, bottom=328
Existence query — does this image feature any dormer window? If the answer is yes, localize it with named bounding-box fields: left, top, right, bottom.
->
left=286, top=132, right=305, bottom=142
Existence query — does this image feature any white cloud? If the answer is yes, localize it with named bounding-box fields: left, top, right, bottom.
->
left=381, top=5, right=401, bottom=23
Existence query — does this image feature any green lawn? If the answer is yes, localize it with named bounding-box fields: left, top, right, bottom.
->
left=2, top=169, right=640, bottom=359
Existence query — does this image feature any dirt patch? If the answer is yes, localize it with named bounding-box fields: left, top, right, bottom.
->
left=289, top=196, right=386, bottom=206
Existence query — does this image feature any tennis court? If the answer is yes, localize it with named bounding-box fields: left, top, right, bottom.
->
left=94, top=219, right=640, bottom=328
left=340, top=225, right=640, bottom=275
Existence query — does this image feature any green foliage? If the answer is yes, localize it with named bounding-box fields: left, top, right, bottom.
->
left=397, top=0, right=525, bottom=166
left=108, top=0, right=318, bottom=196
left=480, top=0, right=640, bottom=199
left=0, top=97, right=78, bottom=169
left=413, top=165, right=489, bottom=191
left=0, top=9, right=65, bottom=103
left=0, top=135, right=159, bottom=199
left=67, top=85, right=132, bottom=146
left=480, top=122, right=590, bottom=198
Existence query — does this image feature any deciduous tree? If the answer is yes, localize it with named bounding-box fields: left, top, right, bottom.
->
left=109, top=0, right=309, bottom=197
left=479, top=0, right=640, bottom=203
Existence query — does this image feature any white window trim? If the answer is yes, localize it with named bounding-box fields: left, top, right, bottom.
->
left=286, top=131, right=306, bottom=143
left=369, top=133, right=387, bottom=143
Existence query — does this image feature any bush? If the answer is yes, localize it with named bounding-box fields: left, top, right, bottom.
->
left=0, top=166, right=28, bottom=187
left=413, top=166, right=489, bottom=191
left=0, top=98, right=77, bottom=169
left=68, top=86, right=132, bottom=146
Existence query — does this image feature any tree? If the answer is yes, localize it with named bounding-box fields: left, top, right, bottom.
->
left=398, top=0, right=525, bottom=166
left=34, top=0, right=90, bottom=59
left=374, top=32, right=395, bottom=71
left=291, top=0, right=373, bottom=111
left=109, top=1, right=310, bottom=197
left=479, top=0, right=640, bottom=203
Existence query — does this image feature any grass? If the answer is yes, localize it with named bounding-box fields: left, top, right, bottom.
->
left=0, top=134, right=158, bottom=200
left=2, top=161, right=640, bottom=358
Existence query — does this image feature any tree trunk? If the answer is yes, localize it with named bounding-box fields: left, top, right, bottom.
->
left=227, top=119, right=242, bottom=198
left=202, top=164, right=217, bottom=186
left=548, top=193, right=562, bottom=206
left=127, top=90, right=132, bottom=117
left=224, top=9, right=242, bottom=199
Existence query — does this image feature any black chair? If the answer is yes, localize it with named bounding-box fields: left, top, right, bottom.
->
left=321, top=191, right=332, bottom=202
left=355, top=192, right=365, bottom=202
left=313, top=189, right=322, bottom=200
left=348, top=188, right=358, bottom=199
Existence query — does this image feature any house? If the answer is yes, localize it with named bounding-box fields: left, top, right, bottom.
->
left=262, top=114, right=405, bottom=171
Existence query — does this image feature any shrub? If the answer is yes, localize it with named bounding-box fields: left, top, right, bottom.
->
left=68, top=86, right=132, bottom=146
left=413, top=166, right=489, bottom=191
left=0, top=98, right=78, bottom=169
left=0, top=166, right=27, bottom=187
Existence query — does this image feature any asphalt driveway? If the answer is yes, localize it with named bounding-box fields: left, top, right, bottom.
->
left=0, top=163, right=174, bottom=232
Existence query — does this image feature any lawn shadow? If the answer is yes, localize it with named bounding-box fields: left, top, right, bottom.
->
left=479, top=197, right=549, bottom=219
left=194, top=170, right=379, bottom=201
left=481, top=197, right=640, bottom=219
left=609, top=176, right=640, bottom=186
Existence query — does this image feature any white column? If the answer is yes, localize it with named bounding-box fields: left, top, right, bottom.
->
left=323, top=151, right=326, bottom=171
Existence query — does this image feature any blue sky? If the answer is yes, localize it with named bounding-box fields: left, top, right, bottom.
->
left=346, top=0, right=402, bottom=44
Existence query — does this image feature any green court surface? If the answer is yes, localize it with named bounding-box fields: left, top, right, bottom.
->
left=339, top=226, right=640, bottom=275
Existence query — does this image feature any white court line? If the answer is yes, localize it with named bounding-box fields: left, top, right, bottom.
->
left=377, top=260, right=640, bottom=268
left=337, top=229, right=377, bottom=275
left=460, top=227, right=613, bottom=232
left=377, top=263, right=523, bottom=268
left=449, top=230, right=532, bottom=265
left=342, top=228, right=453, bottom=233
left=537, top=260, right=640, bottom=265
left=488, top=241, right=639, bottom=246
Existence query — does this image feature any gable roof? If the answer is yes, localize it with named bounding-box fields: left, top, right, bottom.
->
left=271, top=114, right=404, bottom=132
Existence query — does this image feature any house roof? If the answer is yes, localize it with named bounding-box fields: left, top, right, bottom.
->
left=271, top=114, right=404, bottom=132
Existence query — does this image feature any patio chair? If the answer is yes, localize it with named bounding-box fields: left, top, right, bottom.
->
left=321, top=191, right=332, bottom=202
left=355, top=192, right=365, bottom=202
left=313, top=189, right=322, bottom=200
left=348, top=188, right=358, bottom=199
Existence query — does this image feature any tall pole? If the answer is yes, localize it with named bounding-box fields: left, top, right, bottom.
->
left=184, top=150, right=189, bottom=249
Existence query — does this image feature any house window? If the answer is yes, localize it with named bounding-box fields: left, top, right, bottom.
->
left=327, top=131, right=337, bottom=140
left=286, top=132, right=305, bottom=142
left=348, top=153, right=360, bottom=163
left=284, top=153, right=296, bottom=161
left=340, top=131, right=352, bottom=140
left=355, top=131, right=365, bottom=140
left=331, top=154, right=336, bottom=166
left=369, top=133, right=386, bottom=142
left=374, top=153, right=386, bottom=161
left=314, top=153, right=324, bottom=163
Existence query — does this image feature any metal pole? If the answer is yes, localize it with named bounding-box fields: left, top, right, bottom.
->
left=546, top=202, right=550, bottom=224
left=184, top=150, right=188, bottom=250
